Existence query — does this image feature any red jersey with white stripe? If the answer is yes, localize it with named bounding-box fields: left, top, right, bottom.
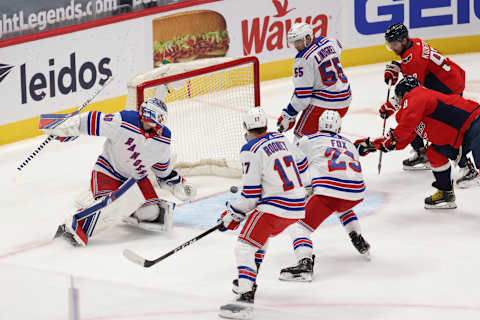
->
left=289, top=36, right=352, bottom=112
left=78, top=110, right=173, bottom=181
left=297, top=131, right=365, bottom=201
left=400, top=38, right=465, bottom=95
left=231, top=132, right=307, bottom=219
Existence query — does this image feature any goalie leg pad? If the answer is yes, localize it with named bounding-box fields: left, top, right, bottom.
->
left=67, top=178, right=145, bottom=244
left=123, top=200, right=175, bottom=232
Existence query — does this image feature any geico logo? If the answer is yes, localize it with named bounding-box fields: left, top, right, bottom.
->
left=354, top=0, right=480, bottom=35
left=20, top=52, right=112, bottom=104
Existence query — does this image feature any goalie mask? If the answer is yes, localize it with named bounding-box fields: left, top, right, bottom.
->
left=139, top=98, right=168, bottom=133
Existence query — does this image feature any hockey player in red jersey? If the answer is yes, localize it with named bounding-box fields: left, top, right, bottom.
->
left=358, top=77, right=480, bottom=209
left=380, top=24, right=478, bottom=186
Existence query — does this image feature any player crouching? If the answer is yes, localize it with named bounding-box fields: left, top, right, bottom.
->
left=39, top=98, right=196, bottom=246
left=357, top=77, right=480, bottom=209
left=218, top=108, right=307, bottom=320
left=280, top=111, right=370, bottom=282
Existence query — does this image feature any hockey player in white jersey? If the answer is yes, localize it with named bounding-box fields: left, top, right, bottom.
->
left=279, top=111, right=370, bottom=282
left=277, top=23, right=352, bottom=139
left=39, top=98, right=196, bottom=246
left=218, top=108, right=308, bottom=320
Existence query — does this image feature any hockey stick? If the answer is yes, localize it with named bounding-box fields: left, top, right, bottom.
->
left=378, top=80, right=392, bottom=174
left=16, top=77, right=113, bottom=172
left=123, top=222, right=223, bottom=268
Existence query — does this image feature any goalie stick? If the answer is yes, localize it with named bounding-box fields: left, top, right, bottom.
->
left=378, top=80, right=392, bottom=174
left=123, top=222, right=223, bottom=267
left=16, top=77, right=113, bottom=172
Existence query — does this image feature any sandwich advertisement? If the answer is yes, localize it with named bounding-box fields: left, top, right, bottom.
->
left=152, top=10, right=230, bottom=66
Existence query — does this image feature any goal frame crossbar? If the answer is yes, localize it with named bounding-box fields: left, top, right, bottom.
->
left=136, top=56, right=261, bottom=107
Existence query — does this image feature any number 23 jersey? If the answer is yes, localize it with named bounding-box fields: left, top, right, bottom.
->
left=298, top=132, right=365, bottom=201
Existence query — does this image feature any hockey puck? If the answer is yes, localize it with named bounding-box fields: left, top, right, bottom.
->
left=230, top=186, right=238, bottom=193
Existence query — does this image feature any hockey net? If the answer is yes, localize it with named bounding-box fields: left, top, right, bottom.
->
left=126, top=56, right=260, bottom=177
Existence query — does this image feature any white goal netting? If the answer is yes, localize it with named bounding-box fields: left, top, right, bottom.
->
left=126, top=57, right=260, bottom=177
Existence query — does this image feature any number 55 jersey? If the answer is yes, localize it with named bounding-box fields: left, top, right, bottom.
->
left=230, top=132, right=308, bottom=219
left=290, top=36, right=351, bottom=114
left=298, top=131, right=365, bottom=201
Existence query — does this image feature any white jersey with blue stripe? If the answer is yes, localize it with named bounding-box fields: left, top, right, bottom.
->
left=230, top=132, right=308, bottom=219
left=78, top=110, right=173, bottom=181
left=289, top=37, right=352, bottom=112
left=298, top=131, right=365, bottom=201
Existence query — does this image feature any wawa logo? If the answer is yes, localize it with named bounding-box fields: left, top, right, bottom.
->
left=241, top=0, right=328, bottom=55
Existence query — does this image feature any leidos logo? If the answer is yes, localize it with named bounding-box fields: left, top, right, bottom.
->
left=20, top=52, right=112, bottom=104
left=0, top=63, right=14, bottom=83
left=242, top=0, right=328, bottom=55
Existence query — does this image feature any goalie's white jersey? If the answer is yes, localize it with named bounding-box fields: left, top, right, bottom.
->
left=230, top=132, right=308, bottom=219
left=289, top=36, right=352, bottom=112
left=298, top=132, right=365, bottom=201
left=78, top=110, right=173, bottom=181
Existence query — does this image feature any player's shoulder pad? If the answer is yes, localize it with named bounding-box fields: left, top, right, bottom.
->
left=120, top=110, right=141, bottom=127
left=241, top=132, right=284, bottom=153
left=152, top=125, right=171, bottom=145
left=295, top=37, right=322, bottom=60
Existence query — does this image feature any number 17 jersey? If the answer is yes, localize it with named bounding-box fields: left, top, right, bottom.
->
left=298, top=132, right=365, bottom=201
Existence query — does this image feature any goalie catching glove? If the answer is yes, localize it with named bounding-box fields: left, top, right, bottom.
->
left=218, top=203, right=246, bottom=231
left=156, top=170, right=197, bottom=201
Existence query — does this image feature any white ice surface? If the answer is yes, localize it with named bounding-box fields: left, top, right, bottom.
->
left=1, top=53, right=480, bottom=320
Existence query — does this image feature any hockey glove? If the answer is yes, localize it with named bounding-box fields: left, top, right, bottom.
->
left=372, top=129, right=397, bottom=152
left=157, top=170, right=197, bottom=201
left=354, top=137, right=377, bottom=156
left=379, top=101, right=399, bottom=119
left=218, top=204, right=246, bottom=232
left=40, top=113, right=81, bottom=137
left=384, top=61, right=402, bottom=85
left=277, top=104, right=298, bottom=133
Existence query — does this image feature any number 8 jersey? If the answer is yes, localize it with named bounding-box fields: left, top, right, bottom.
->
left=289, top=36, right=352, bottom=113
left=298, top=131, right=365, bottom=201
left=230, top=132, right=308, bottom=219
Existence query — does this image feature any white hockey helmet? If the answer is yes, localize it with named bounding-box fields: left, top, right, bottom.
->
left=243, top=107, right=267, bottom=131
left=139, top=97, right=168, bottom=130
left=288, top=23, right=314, bottom=46
left=318, top=110, right=342, bottom=133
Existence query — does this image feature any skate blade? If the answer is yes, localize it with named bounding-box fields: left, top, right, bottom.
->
left=403, top=164, right=431, bottom=171
left=279, top=272, right=312, bottom=282
left=219, top=303, right=253, bottom=320
left=424, top=202, right=457, bottom=209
